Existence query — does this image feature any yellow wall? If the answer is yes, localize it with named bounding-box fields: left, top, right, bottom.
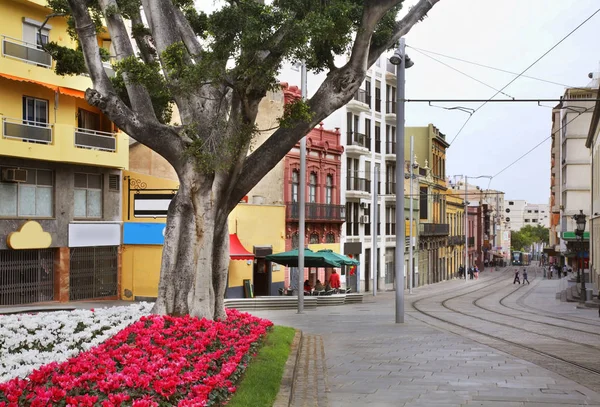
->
left=122, top=245, right=162, bottom=299
left=228, top=260, right=252, bottom=288
left=122, top=170, right=179, bottom=222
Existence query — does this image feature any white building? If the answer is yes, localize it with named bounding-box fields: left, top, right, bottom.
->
left=504, top=199, right=527, bottom=231
left=523, top=203, right=550, bottom=228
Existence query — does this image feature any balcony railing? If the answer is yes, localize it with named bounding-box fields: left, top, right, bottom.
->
left=386, top=61, right=396, bottom=75
left=448, top=235, right=465, bottom=246
left=346, top=177, right=370, bottom=192
left=420, top=223, right=450, bottom=236
left=386, top=222, right=396, bottom=235
left=385, top=182, right=396, bottom=195
left=353, top=89, right=371, bottom=107
left=75, top=128, right=117, bottom=152
left=286, top=202, right=346, bottom=221
left=2, top=36, right=52, bottom=67
left=386, top=142, right=396, bottom=155
left=346, top=131, right=370, bottom=149
left=2, top=117, right=52, bottom=143
left=386, top=101, right=397, bottom=114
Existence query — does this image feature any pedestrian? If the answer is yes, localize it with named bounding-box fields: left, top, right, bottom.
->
left=522, top=268, right=530, bottom=285
left=513, top=269, right=520, bottom=284
left=469, top=266, right=474, bottom=280
left=458, top=265, right=465, bottom=279
left=474, top=265, right=479, bottom=280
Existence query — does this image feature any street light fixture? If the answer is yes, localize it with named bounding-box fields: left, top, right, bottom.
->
left=572, top=210, right=587, bottom=305
left=390, top=38, right=413, bottom=323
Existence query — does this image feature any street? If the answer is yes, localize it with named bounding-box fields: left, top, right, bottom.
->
left=253, top=267, right=600, bottom=406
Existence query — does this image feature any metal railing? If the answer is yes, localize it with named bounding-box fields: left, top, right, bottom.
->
left=420, top=223, right=450, bottom=236
left=448, top=235, right=465, bottom=246
left=2, top=35, right=52, bottom=67
left=2, top=117, right=52, bottom=143
left=0, top=249, right=55, bottom=305
left=70, top=246, right=118, bottom=301
left=346, top=176, right=371, bottom=192
left=353, top=89, right=371, bottom=106
left=386, top=223, right=396, bottom=235
left=386, top=101, right=397, bottom=114
left=286, top=202, right=346, bottom=221
left=386, top=142, right=396, bottom=155
left=346, top=131, right=370, bottom=149
left=74, top=128, right=117, bottom=152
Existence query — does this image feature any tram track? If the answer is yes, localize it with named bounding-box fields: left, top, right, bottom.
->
left=409, top=270, right=600, bottom=392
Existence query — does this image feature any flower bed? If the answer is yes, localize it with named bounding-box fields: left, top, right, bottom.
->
left=0, top=303, right=152, bottom=383
left=0, top=308, right=272, bottom=406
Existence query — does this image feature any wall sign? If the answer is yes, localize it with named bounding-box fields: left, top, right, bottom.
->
left=133, top=193, right=175, bottom=218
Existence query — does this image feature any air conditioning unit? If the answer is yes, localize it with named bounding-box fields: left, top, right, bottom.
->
left=360, top=202, right=369, bottom=209
left=359, top=215, right=370, bottom=224
left=1, top=168, right=27, bottom=183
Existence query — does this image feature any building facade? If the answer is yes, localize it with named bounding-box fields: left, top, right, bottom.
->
left=585, top=82, right=600, bottom=293
left=0, top=1, right=128, bottom=306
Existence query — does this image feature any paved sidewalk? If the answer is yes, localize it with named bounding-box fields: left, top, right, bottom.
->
left=252, top=277, right=600, bottom=407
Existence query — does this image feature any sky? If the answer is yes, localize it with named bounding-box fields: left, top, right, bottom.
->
left=201, top=0, right=600, bottom=203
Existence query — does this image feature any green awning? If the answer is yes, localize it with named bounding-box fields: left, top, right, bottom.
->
left=265, top=248, right=342, bottom=268
left=561, top=231, right=590, bottom=240
left=316, top=249, right=359, bottom=266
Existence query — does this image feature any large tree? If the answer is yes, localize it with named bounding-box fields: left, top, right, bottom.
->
left=50, top=0, right=441, bottom=319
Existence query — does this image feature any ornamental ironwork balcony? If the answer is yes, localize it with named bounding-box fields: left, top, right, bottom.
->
left=448, top=235, right=465, bottom=246
left=419, top=223, right=450, bottom=236
left=286, top=202, right=346, bottom=222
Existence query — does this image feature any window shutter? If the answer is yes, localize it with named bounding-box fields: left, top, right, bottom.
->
left=108, top=174, right=120, bottom=191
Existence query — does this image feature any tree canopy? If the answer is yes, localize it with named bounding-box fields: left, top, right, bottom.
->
left=511, top=225, right=549, bottom=251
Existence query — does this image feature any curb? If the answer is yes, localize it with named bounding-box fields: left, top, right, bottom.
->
left=273, top=329, right=302, bottom=407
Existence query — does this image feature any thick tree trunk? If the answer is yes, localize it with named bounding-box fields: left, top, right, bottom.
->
left=152, top=166, right=229, bottom=320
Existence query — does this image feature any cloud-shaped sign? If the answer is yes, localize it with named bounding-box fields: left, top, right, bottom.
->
left=7, top=221, right=52, bottom=250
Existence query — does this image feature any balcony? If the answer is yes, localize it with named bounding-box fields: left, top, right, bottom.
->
left=75, top=128, right=117, bottom=152
left=346, top=131, right=370, bottom=154
left=347, top=89, right=371, bottom=112
left=286, top=202, right=346, bottom=222
left=448, top=235, right=465, bottom=246
left=385, top=141, right=396, bottom=160
left=419, top=223, right=450, bottom=236
left=1, top=117, right=128, bottom=169
left=385, top=223, right=396, bottom=235
left=385, top=182, right=396, bottom=195
left=2, top=36, right=52, bottom=67
left=346, top=177, right=371, bottom=198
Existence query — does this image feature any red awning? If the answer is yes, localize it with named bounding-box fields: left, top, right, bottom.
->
left=230, top=234, right=254, bottom=260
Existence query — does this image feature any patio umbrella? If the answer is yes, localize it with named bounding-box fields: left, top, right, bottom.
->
left=266, top=248, right=342, bottom=268
left=316, top=249, right=359, bottom=266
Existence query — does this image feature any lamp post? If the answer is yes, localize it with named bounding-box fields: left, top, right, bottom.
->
left=390, top=38, right=413, bottom=323
left=572, top=210, right=587, bottom=305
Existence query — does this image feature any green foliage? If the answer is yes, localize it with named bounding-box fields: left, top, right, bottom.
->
left=278, top=99, right=314, bottom=128
left=511, top=225, right=549, bottom=251
left=43, top=43, right=110, bottom=76
left=227, top=326, right=296, bottom=407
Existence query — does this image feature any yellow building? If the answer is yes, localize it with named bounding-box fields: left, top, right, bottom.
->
left=445, top=191, right=466, bottom=277
left=121, top=138, right=287, bottom=300
left=0, top=0, right=128, bottom=306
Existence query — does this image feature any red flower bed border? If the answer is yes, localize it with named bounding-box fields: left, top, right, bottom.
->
left=0, top=309, right=273, bottom=407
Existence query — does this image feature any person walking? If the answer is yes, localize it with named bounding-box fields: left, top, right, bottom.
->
left=513, top=269, right=520, bottom=284
left=469, top=266, right=474, bottom=280
left=474, top=265, right=480, bottom=280
left=522, top=268, right=530, bottom=285
left=458, top=265, right=465, bottom=279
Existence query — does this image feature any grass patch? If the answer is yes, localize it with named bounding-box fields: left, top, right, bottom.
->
left=228, top=325, right=296, bottom=407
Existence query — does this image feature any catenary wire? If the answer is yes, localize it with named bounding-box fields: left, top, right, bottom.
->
left=492, top=107, right=593, bottom=178
left=407, top=46, right=585, bottom=91
left=410, top=48, right=514, bottom=99
left=445, top=6, right=600, bottom=146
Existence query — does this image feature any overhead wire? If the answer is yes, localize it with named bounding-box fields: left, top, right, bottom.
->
left=438, top=6, right=600, bottom=146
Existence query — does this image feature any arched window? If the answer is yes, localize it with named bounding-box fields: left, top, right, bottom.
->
left=291, top=170, right=299, bottom=203
left=309, top=173, right=317, bottom=203
left=291, top=233, right=299, bottom=249
left=310, top=233, right=320, bottom=244
left=326, top=233, right=335, bottom=243
left=325, top=174, right=333, bottom=205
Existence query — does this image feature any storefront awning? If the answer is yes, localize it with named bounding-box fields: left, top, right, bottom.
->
left=0, top=73, right=85, bottom=99
left=230, top=234, right=254, bottom=261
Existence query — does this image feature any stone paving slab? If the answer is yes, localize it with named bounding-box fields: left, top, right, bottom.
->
left=251, top=272, right=600, bottom=407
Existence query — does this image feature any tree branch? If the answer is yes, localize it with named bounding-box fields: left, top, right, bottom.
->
left=367, top=0, right=441, bottom=67
left=131, top=9, right=156, bottom=65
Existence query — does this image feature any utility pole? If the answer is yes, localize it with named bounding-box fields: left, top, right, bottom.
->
left=372, top=169, right=378, bottom=296
left=409, top=136, right=414, bottom=294
left=464, top=176, right=468, bottom=281
left=297, top=61, right=307, bottom=314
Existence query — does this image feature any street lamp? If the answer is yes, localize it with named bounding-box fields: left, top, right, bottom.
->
left=390, top=38, right=413, bottom=323
left=572, top=210, right=587, bottom=305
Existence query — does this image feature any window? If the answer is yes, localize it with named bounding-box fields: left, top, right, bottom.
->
left=365, top=118, right=371, bottom=150
left=527, top=210, right=532, bottom=213
left=310, top=233, right=320, bottom=244
left=534, top=210, right=539, bottom=213
left=524, top=219, right=530, bottom=223
left=532, top=219, right=538, bottom=223
left=326, top=233, right=335, bottom=243
left=0, top=167, right=53, bottom=217
left=291, top=233, right=299, bottom=249
left=375, top=123, right=381, bottom=153
left=23, top=96, right=48, bottom=126
left=78, top=109, right=100, bottom=131
left=309, top=173, right=317, bottom=203
left=23, top=21, right=49, bottom=48
left=291, top=170, right=299, bottom=203
left=325, top=175, right=333, bottom=205
left=375, top=81, right=381, bottom=112
left=74, top=173, right=102, bottom=218
left=419, top=187, right=428, bottom=220
left=509, top=201, right=514, bottom=205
